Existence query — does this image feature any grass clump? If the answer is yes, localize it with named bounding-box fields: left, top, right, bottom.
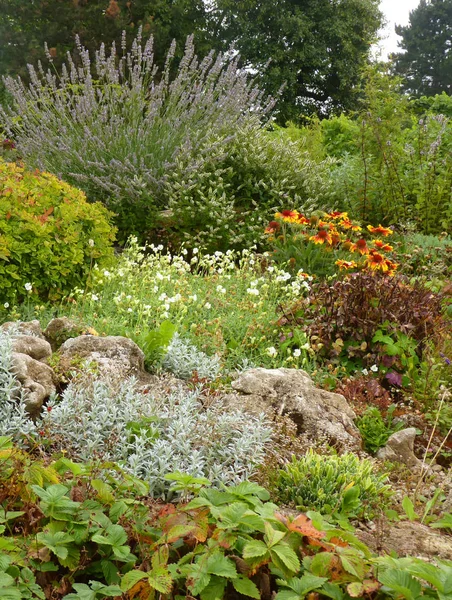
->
left=276, top=450, right=392, bottom=519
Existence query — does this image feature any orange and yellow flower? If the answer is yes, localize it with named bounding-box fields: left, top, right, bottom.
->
left=310, top=229, right=333, bottom=245
left=328, top=211, right=348, bottom=220
left=367, top=224, right=393, bottom=236
left=365, top=250, right=388, bottom=271
left=265, top=221, right=281, bottom=234
left=373, top=239, right=393, bottom=252
left=340, top=218, right=362, bottom=232
left=335, top=259, right=358, bottom=270
left=350, top=238, right=369, bottom=255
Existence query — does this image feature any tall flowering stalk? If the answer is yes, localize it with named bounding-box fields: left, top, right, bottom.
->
left=0, top=31, right=275, bottom=237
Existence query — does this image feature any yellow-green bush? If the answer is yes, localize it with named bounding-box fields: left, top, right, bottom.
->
left=0, top=160, right=116, bottom=302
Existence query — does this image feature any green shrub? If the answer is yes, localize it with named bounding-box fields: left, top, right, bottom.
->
left=356, top=406, right=404, bottom=454
left=0, top=160, right=116, bottom=303
left=276, top=450, right=392, bottom=519
left=0, top=34, right=336, bottom=250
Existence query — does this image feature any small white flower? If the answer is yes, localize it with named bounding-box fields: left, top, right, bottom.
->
left=370, top=364, right=379, bottom=372
left=156, top=272, right=164, bottom=281
left=266, top=347, right=278, bottom=358
left=247, top=288, right=259, bottom=296
left=293, top=348, right=301, bottom=357
left=159, top=293, right=167, bottom=301
left=216, top=285, right=226, bottom=294
left=127, top=308, right=133, bottom=313
left=88, top=239, right=95, bottom=247
left=3, top=302, right=9, bottom=309
left=362, top=368, right=369, bottom=376
left=91, top=294, right=99, bottom=302
left=103, top=270, right=111, bottom=277
left=204, top=302, right=212, bottom=309
left=24, top=282, right=32, bottom=292
left=193, top=248, right=199, bottom=255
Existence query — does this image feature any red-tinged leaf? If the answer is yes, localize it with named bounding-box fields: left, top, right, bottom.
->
left=158, top=504, right=176, bottom=518
left=5, top=212, right=11, bottom=220
left=347, top=579, right=380, bottom=597
left=288, top=514, right=325, bottom=540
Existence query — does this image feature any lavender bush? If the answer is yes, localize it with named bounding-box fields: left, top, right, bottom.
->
left=1, top=31, right=334, bottom=249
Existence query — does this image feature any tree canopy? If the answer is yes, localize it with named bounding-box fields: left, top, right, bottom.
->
left=392, top=0, right=452, bottom=97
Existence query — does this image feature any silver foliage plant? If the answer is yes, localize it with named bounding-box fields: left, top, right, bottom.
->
left=162, top=333, right=221, bottom=380
left=42, top=377, right=272, bottom=498
left=0, top=329, right=37, bottom=441
left=0, top=31, right=274, bottom=214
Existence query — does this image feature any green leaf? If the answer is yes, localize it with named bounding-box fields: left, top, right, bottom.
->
left=36, top=531, right=74, bottom=560
left=101, top=560, right=120, bottom=585
left=91, top=524, right=127, bottom=547
left=402, top=496, right=418, bottom=521
left=148, top=566, right=173, bottom=594
left=200, top=575, right=227, bottom=600
left=232, top=576, right=261, bottom=599
left=242, top=540, right=269, bottom=559
left=91, top=479, right=115, bottom=504
left=379, top=569, right=422, bottom=600
left=265, top=522, right=287, bottom=548
left=271, top=544, right=300, bottom=574
left=120, top=570, right=147, bottom=592
left=206, top=553, right=237, bottom=578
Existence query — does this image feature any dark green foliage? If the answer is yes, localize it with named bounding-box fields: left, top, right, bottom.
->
left=210, top=0, right=383, bottom=122
left=392, top=0, right=452, bottom=98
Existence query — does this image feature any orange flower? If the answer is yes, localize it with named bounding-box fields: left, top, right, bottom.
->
left=265, top=221, right=280, bottom=234
left=331, top=233, right=342, bottom=246
left=373, top=239, right=393, bottom=252
left=328, top=211, right=348, bottom=220
left=385, top=258, right=399, bottom=275
left=335, top=259, right=358, bottom=270
left=274, top=209, right=301, bottom=223
left=350, top=238, right=369, bottom=255
left=367, top=224, right=393, bottom=236
left=296, top=213, right=310, bottom=225
left=340, top=218, right=362, bottom=232
left=365, top=251, right=388, bottom=271
left=310, top=229, right=332, bottom=245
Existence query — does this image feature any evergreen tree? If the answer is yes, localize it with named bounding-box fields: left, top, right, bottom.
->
left=392, top=0, right=452, bottom=97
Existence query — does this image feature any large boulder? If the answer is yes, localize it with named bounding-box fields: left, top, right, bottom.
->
left=1, top=320, right=45, bottom=339
left=57, top=335, right=145, bottom=381
left=44, top=317, right=85, bottom=351
left=376, top=428, right=422, bottom=470
left=11, top=335, right=52, bottom=362
left=11, top=352, right=56, bottom=416
left=225, top=368, right=361, bottom=450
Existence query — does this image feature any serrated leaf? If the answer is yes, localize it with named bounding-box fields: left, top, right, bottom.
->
left=242, top=540, right=269, bottom=559
left=91, top=524, right=127, bottom=547
left=148, top=566, right=173, bottom=594
left=91, top=479, right=115, bottom=504
left=271, top=543, right=300, bottom=574
left=101, top=559, right=120, bottom=585
left=120, top=570, right=148, bottom=592
left=379, top=569, right=422, bottom=600
left=206, top=553, right=237, bottom=578
left=201, top=575, right=227, bottom=600
left=232, top=575, right=261, bottom=599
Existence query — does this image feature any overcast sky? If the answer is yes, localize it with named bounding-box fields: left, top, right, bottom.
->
left=376, top=0, right=421, bottom=59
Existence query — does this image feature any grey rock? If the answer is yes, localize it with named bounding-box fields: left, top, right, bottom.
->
left=358, top=520, right=452, bottom=560
left=226, top=368, right=361, bottom=450
left=44, top=317, right=82, bottom=350
left=376, top=428, right=422, bottom=469
left=12, top=335, right=52, bottom=361
left=11, top=352, right=56, bottom=416
left=58, top=335, right=145, bottom=381
left=1, top=320, right=45, bottom=338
